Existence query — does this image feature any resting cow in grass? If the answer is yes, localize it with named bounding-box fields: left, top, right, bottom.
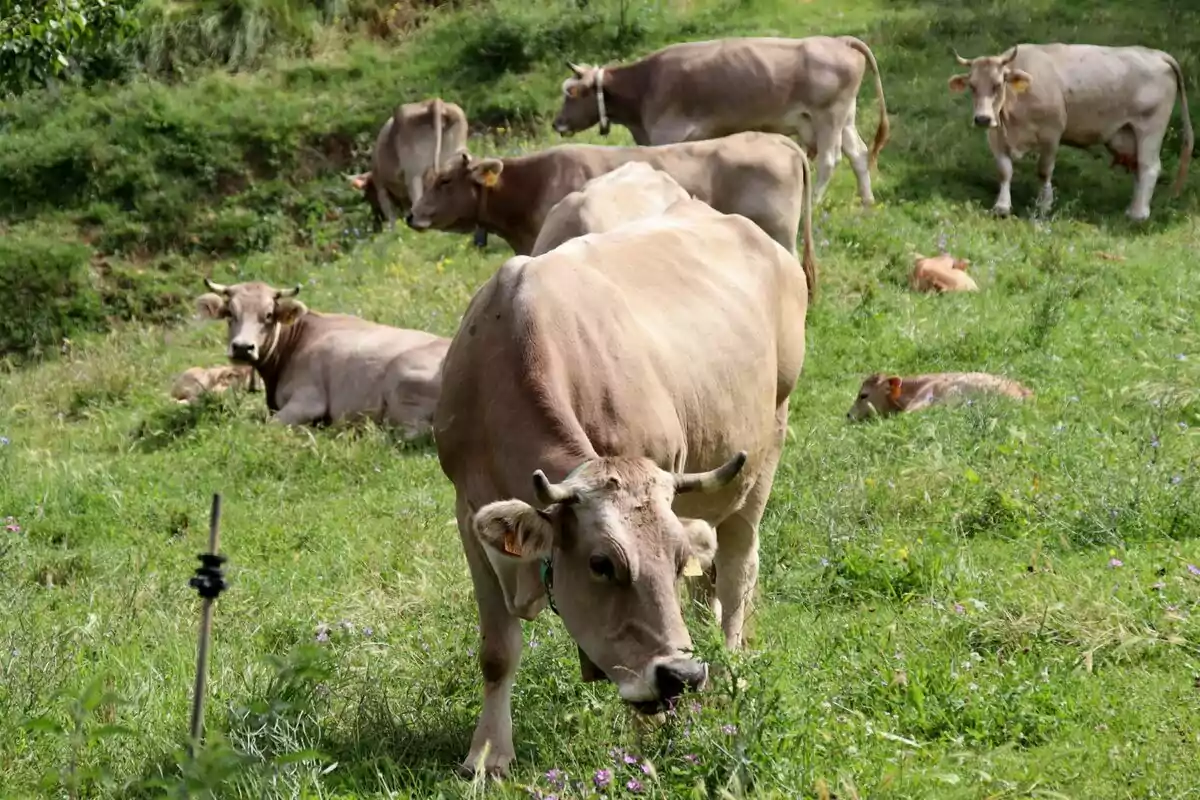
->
left=195, top=278, right=449, bottom=436
left=847, top=372, right=1033, bottom=421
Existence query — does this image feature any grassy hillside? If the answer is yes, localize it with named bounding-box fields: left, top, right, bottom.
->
left=2, top=0, right=1199, bottom=796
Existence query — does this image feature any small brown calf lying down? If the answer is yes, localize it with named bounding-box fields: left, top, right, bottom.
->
left=910, top=253, right=978, bottom=293
left=170, top=364, right=256, bottom=404
left=847, top=371, right=1033, bottom=420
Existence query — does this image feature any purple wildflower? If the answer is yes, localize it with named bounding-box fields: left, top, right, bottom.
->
left=626, top=779, right=643, bottom=793
left=689, top=701, right=702, bottom=714
left=622, top=753, right=637, bottom=765
left=545, top=768, right=565, bottom=788
left=593, top=769, right=611, bottom=789
left=316, top=630, right=329, bottom=644
left=339, top=619, right=354, bottom=633
left=641, top=762, right=653, bottom=775
left=1179, top=422, right=1189, bottom=432
left=1187, top=564, right=1200, bottom=577
left=0, top=436, right=9, bottom=445
left=1171, top=475, right=1184, bottom=485
left=684, top=754, right=700, bottom=765
left=529, top=637, right=540, bottom=649
left=953, top=603, right=965, bottom=614
left=1150, top=435, right=1161, bottom=449
left=722, top=724, right=738, bottom=735
left=4, top=516, right=19, bottom=533
left=1109, top=558, right=1123, bottom=568
left=362, top=626, right=374, bottom=637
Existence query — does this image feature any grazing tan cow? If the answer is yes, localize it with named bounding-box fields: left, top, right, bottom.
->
left=169, top=364, right=255, bottom=404
left=530, top=162, right=693, bottom=255
left=348, top=97, right=469, bottom=228
left=195, top=279, right=450, bottom=436
left=910, top=253, right=979, bottom=293
left=434, top=195, right=809, bottom=777
left=551, top=36, right=889, bottom=206
left=948, top=44, right=1193, bottom=220
left=847, top=372, right=1033, bottom=421
left=407, top=132, right=816, bottom=296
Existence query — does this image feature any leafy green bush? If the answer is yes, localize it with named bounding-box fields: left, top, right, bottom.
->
left=0, top=223, right=105, bottom=359
left=0, top=0, right=141, bottom=96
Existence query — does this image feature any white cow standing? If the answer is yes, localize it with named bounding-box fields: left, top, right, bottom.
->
left=949, top=43, right=1193, bottom=220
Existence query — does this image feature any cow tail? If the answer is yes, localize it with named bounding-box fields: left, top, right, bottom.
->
left=839, top=36, right=889, bottom=169
left=432, top=97, right=445, bottom=174
left=799, top=145, right=817, bottom=304
left=1164, top=55, right=1193, bottom=197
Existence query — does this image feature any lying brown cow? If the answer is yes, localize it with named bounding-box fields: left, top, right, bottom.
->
left=348, top=97, right=469, bottom=228
left=407, top=132, right=816, bottom=294
left=910, top=253, right=979, bottom=293
left=530, top=161, right=693, bottom=255
left=847, top=372, right=1033, bottom=421
left=195, top=279, right=450, bottom=436
left=949, top=44, right=1193, bottom=220
left=169, top=364, right=255, bottom=404
left=435, top=195, right=809, bottom=777
left=551, top=35, right=889, bottom=207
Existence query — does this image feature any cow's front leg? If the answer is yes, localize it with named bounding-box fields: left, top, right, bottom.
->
left=270, top=389, right=327, bottom=426
left=1035, top=141, right=1058, bottom=215
left=713, top=515, right=758, bottom=650
left=457, top=503, right=522, bottom=778
left=375, top=184, right=398, bottom=229
left=987, top=129, right=1014, bottom=217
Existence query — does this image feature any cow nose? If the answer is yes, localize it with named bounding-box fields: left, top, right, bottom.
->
left=973, top=114, right=993, bottom=128
left=656, top=658, right=708, bottom=700
left=404, top=212, right=416, bottom=228
left=230, top=342, right=256, bottom=360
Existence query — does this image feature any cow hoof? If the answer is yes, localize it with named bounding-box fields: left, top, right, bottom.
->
left=458, top=751, right=512, bottom=780
left=990, top=205, right=1012, bottom=218
left=1125, top=207, right=1150, bottom=223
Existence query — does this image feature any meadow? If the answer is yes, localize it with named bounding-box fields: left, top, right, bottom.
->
left=1, top=0, right=1199, bottom=796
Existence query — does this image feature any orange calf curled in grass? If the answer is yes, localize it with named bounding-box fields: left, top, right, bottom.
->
left=910, top=253, right=978, bottom=293
left=847, top=372, right=1033, bottom=421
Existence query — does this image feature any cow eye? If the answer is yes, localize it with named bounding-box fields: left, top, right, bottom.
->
left=588, top=554, right=616, bottom=580
left=858, top=393, right=868, bottom=400
left=264, top=313, right=275, bottom=324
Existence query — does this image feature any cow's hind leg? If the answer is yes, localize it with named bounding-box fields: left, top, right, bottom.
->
left=456, top=496, right=522, bottom=778
left=987, top=129, right=1014, bottom=217
left=714, top=399, right=788, bottom=650
left=840, top=105, right=875, bottom=207
left=809, top=116, right=844, bottom=205
left=1035, top=140, right=1059, bottom=215
left=1128, top=124, right=1166, bottom=221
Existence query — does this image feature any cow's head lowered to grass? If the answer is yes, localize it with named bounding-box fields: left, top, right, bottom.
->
left=195, top=279, right=306, bottom=364
left=473, top=451, right=747, bottom=712
left=948, top=47, right=1033, bottom=129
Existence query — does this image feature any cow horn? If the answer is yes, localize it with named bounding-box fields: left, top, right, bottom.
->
left=953, top=49, right=971, bottom=66
left=532, top=469, right=579, bottom=506
left=1001, top=45, right=1018, bottom=65
left=566, top=60, right=585, bottom=77
left=674, top=451, right=748, bottom=494
left=274, top=284, right=302, bottom=299
left=204, top=277, right=229, bottom=295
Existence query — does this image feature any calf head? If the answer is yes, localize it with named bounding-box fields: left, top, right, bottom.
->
left=195, top=279, right=306, bottom=365
left=553, top=62, right=609, bottom=136
left=847, top=373, right=904, bottom=421
left=948, top=47, right=1033, bottom=128
left=406, top=151, right=498, bottom=233
left=473, top=451, right=748, bottom=711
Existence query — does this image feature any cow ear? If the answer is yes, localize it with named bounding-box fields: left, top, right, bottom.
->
left=1006, top=69, right=1032, bottom=94
left=275, top=298, right=308, bottom=325
left=953, top=259, right=970, bottom=271
left=679, top=517, right=717, bottom=575
left=887, top=376, right=903, bottom=402
left=475, top=500, right=555, bottom=562
left=196, top=293, right=228, bottom=320
left=948, top=74, right=969, bottom=93
left=470, top=158, right=504, bottom=189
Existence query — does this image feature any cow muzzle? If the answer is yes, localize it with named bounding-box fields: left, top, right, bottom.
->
left=405, top=213, right=429, bottom=230
left=973, top=114, right=996, bottom=128
left=230, top=341, right=258, bottom=362
left=553, top=120, right=573, bottom=136
left=619, top=656, right=708, bottom=713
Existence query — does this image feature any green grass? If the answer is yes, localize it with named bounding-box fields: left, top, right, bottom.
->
left=2, top=0, right=1200, bottom=796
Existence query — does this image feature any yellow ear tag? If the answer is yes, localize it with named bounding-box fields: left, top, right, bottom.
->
left=1010, top=77, right=1030, bottom=94
left=682, top=556, right=703, bottom=577
left=482, top=171, right=500, bottom=189
left=503, top=529, right=522, bottom=557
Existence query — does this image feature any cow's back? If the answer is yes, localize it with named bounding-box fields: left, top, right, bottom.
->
left=435, top=201, right=807, bottom=508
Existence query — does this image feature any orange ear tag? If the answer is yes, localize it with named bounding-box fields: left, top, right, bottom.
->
left=482, top=171, right=500, bottom=189
left=503, top=529, right=522, bottom=557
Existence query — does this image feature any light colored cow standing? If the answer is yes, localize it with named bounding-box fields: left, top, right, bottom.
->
left=434, top=193, right=810, bottom=778
left=195, top=279, right=450, bottom=436
left=948, top=44, right=1193, bottom=220
left=348, top=97, right=469, bottom=228
left=551, top=35, right=890, bottom=207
